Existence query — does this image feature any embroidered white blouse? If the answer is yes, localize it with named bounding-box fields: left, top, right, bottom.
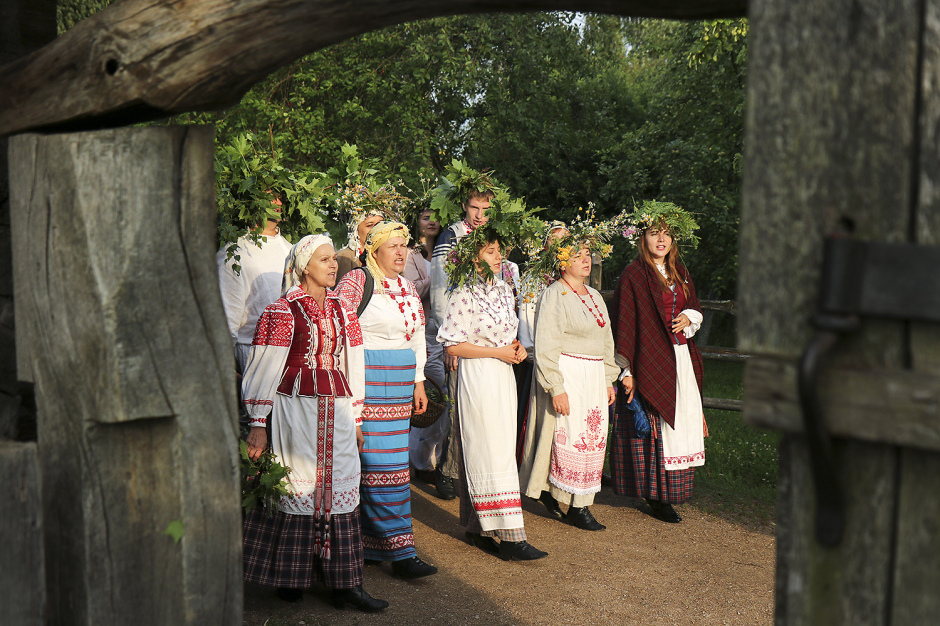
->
left=437, top=278, right=519, bottom=349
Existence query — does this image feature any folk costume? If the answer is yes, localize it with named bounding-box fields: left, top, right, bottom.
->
left=437, top=277, right=529, bottom=538
left=519, top=280, right=619, bottom=508
left=611, top=256, right=706, bottom=504
left=241, top=234, right=368, bottom=592
left=217, top=230, right=292, bottom=372
left=335, top=223, right=430, bottom=567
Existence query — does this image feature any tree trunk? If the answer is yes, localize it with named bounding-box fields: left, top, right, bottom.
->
left=9, top=126, right=242, bottom=625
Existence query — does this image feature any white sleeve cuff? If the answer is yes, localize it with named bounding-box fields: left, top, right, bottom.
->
left=681, top=308, right=703, bottom=339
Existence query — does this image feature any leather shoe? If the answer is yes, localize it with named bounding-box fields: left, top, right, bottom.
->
left=499, top=540, right=548, bottom=561
left=391, top=556, right=438, bottom=579
left=538, top=491, right=564, bottom=520
left=465, top=531, right=500, bottom=556
left=275, top=587, right=303, bottom=603
left=565, top=506, right=606, bottom=531
left=434, top=467, right=457, bottom=500
left=331, top=585, right=389, bottom=612
left=646, top=498, right=682, bottom=523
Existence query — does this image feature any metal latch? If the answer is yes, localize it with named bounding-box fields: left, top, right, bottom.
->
left=799, top=237, right=940, bottom=547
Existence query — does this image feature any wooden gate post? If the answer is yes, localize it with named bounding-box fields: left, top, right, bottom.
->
left=740, top=0, right=940, bottom=623
left=9, top=126, right=242, bottom=624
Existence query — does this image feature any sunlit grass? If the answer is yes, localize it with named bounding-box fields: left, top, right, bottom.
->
left=695, top=360, right=778, bottom=531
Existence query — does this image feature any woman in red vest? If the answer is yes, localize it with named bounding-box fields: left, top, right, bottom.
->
left=611, top=202, right=705, bottom=524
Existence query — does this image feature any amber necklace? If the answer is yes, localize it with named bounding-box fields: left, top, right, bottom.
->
left=560, top=277, right=606, bottom=328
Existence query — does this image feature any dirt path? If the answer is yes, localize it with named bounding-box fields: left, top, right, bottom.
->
left=244, top=480, right=775, bottom=625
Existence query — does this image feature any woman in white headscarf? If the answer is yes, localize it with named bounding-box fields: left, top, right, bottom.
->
left=241, top=234, right=388, bottom=612
left=336, top=210, right=385, bottom=282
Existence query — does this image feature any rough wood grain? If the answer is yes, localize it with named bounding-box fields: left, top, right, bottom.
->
left=0, top=441, right=45, bottom=624
left=744, top=355, right=940, bottom=452
left=741, top=0, right=922, bottom=623
left=0, top=0, right=57, bottom=437
left=9, top=127, right=241, bottom=625
left=891, top=1, right=940, bottom=618
left=0, top=0, right=745, bottom=136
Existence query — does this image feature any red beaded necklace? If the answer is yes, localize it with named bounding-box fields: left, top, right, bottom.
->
left=383, top=276, right=419, bottom=341
left=561, top=277, right=606, bottom=328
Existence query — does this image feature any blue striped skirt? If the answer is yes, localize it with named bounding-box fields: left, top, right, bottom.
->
left=359, top=348, right=417, bottom=561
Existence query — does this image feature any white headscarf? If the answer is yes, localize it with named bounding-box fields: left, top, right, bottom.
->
left=346, top=210, right=386, bottom=255
left=282, top=234, right=334, bottom=295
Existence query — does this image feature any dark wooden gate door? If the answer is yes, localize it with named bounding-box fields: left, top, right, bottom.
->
left=740, top=1, right=940, bottom=623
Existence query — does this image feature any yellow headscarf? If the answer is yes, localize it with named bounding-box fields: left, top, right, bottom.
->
left=363, top=221, right=410, bottom=285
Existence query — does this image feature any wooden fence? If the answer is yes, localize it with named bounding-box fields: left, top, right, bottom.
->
left=599, top=291, right=745, bottom=412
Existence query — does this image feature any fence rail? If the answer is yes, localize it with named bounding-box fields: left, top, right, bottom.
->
left=599, top=291, right=746, bottom=412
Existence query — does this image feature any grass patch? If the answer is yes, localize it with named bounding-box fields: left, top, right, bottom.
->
left=695, top=359, right=778, bottom=533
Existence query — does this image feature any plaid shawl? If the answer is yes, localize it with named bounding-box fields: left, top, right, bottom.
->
left=612, top=258, right=703, bottom=429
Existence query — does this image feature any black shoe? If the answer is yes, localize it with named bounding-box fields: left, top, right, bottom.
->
left=364, top=558, right=382, bottom=565
left=538, top=491, right=564, bottom=520
left=331, top=585, right=389, bottom=612
left=276, top=587, right=303, bottom=603
left=646, top=498, right=682, bottom=523
left=499, top=540, right=548, bottom=561
left=465, top=531, right=500, bottom=556
left=391, top=556, right=438, bottom=579
left=565, top=506, right=606, bottom=531
left=434, top=467, right=457, bottom=500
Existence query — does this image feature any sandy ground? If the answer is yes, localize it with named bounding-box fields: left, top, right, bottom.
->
left=244, top=478, right=775, bottom=625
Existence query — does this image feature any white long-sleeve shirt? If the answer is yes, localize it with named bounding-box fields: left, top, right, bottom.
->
left=217, top=232, right=293, bottom=350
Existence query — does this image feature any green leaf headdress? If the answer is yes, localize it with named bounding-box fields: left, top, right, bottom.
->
left=316, top=144, right=410, bottom=250
left=430, top=159, right=502, bottom=227
left=444, top=191, right=543, bottom=291
left=622, top=200, right=700, bottom=250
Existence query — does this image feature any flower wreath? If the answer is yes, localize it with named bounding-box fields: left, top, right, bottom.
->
left=621, top=200, right=700, bottom=249
left=519, top=205, right=626, bottom=303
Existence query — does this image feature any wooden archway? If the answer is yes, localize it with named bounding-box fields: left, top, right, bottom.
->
left=3, top=0, right=940, bottom=624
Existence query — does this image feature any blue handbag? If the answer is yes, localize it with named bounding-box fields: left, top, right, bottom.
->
left=623, top=394, right=650, bottom=438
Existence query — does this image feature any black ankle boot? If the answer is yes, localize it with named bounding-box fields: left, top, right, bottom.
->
left=276, top=587, right=303, bottom=602
left=538, top=491, right=564, bottom=520
left=646, top=498, right=682, bottom=523
left=565, top=506, right=606, bottom=531
left=331, top=585, right=389, bottom=612
left=499, top=540, right=548, bottom=561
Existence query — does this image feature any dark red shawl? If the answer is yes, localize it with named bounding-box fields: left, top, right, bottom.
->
left=612, top=258, right=704, bottom=428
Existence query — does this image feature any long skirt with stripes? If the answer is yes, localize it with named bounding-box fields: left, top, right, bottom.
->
left=243, top=507, right=363, bottom=590
left=359, top=348, right=418, bottom=561
left=610, top=388, right=695, bottom=504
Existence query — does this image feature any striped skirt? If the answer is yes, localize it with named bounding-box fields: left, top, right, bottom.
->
left=359, top=348, right=417, bottom=561
left=243, top=507, right=363, bottom=590
left=610, top=388, right=695, bottom=504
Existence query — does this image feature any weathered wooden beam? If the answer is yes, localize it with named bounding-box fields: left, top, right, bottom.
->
left=741, top=0, right=928, bottom=621
left=744, top=355, right=940, bottom=452
left=9, top=127, right=242, bottom=624
left=700, top=346, right=749, bottom=361
left=0, top=0, right=746, bottom=136
left=703, top=397, right=743, bottom=411
left=0, top=441, right=45, bottom=625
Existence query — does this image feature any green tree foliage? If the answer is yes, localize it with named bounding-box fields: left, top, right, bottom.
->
left=599, top=19, right=748, bottom=297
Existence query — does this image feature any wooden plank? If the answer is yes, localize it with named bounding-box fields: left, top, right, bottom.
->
left=0, top=0, right=746, bottom=136
left=703, top=397, right=743, bottom=412
left=743, top=355, right=940, bottom=452
left=775, top=436, right=898, bottom=625
left=0, top=440, right=45, bottom=625
left=700, top=346, right=749, bottom=361
left=0, top=0, right=57, bottom=437
left=891, top=1, right=940, bottom=618
left=9, top=127, right=241, bottom=624
left=741, top=0, right=922, bottom=622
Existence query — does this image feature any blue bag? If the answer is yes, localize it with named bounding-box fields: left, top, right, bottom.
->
left=624, top=394, right=650, bottom=438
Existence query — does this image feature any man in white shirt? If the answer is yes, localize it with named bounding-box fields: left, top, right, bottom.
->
left=217, top=194, right=293, bottom=373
